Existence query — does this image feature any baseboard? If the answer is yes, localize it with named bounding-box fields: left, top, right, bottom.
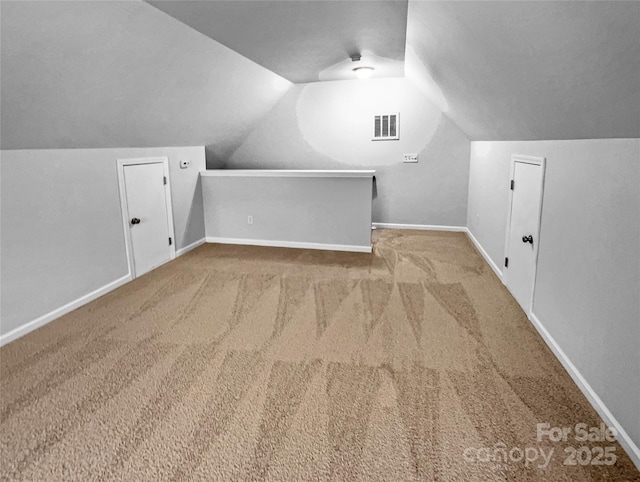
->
left=0, top=273, right=132, bottom=347
left=529, top=313, right=640, bottom=471
left=372, top=222, right=467, bottom=232
left=0, top=237, right=205, bottom=348
left=465, top=230, right=639, bottom=469
left=175, top=238, right=205, bottom=257
left=464, top=229, right=503, bottom=281
left=205, top=237, right=372, bottom=253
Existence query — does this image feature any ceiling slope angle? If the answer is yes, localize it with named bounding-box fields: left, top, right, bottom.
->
left=146, top=0, right=409, bottom=83
left=407, top=0, right=640, bottom=140
left=0, top=0, right=291, bottom=154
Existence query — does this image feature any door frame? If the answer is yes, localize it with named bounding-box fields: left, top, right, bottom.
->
left=117, top=157, right=176, bottom=278
left=503, top=154, right=546, bottom=316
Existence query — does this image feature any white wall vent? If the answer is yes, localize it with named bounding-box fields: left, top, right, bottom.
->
left=372, top=113, right=399, bottom=141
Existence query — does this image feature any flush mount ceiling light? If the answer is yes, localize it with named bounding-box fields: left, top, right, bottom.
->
left=351, top=54, right=375, bottom=80
left=353, top=66, right=375, bottom=80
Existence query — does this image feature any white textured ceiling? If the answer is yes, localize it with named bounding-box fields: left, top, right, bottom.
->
left=147, top=0, right=639, bottom=140
left=147, top=0, right=408, bottom=84
left=407, top=1, right=640, bottom=140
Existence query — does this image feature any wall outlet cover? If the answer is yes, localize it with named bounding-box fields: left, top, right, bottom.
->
left=403, top=154, right=418, bottom=163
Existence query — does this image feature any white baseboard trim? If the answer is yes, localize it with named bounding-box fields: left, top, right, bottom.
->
left=205, top=237, right=372, bottom=253
left=464, top=230, right=639, bottom=469
left=0, top=273, right=132, bottom=347
left=372, top=222, right=467, bottom=232
left=464, top=229, right=503, bottom=281
left=175, top=238, right=206, bottom=257
left=529, top=312, right=640, bottom=471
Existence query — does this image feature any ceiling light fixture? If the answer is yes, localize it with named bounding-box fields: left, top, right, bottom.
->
left=351, top=53, right=374, bottom=80
left=353, top=66, right=375, bottom=80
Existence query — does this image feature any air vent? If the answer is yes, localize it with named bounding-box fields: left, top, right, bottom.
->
left=372, top=113, right=399, bottom=141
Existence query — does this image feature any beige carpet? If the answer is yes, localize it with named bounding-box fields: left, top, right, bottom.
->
left=1, top=229, right=638, bottom=481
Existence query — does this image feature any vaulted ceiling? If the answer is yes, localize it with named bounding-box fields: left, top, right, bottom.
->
left=146, top=0, right=408, bottom=84
left=0, top=0, right=291, bottom=155
left=147, top=0, right=640, bottom=141
left=2, top=0, right=638, bottom=148
left=407, top=1, right=640, bottom=140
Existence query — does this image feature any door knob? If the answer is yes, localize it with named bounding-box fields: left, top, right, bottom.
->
left=131, top=218, right=141, bottom=225
left=522, top=235, right=533, bottom=244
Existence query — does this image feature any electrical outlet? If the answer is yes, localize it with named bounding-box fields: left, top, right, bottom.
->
left=180, top=160, right=191, bottom=169
left=403, top=153, right=418, bottom=163
left=247, top=215, right=253, bottom=225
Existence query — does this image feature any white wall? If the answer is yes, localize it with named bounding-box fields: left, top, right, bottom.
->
left=202, top=172, right=373, bottom=251
left=0, top=0, right=291, bottom=164
left=467, top=138, right=640, bottom=458
left=1, top=146, right=206, bottom=341
left=227, top=78, right=471, bottom=227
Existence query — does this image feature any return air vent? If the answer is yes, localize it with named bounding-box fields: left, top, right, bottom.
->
left=373, top=113, right=399, bottom=141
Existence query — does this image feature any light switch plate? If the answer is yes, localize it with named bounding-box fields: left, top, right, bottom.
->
left=180, top=160, right=191, bottom=169
left=403, top=153, right=418, bottom=163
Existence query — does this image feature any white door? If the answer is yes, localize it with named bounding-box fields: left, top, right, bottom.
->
left=504, top=156, right=546, bottom=315
left=122, top=162, right=173, bottom=277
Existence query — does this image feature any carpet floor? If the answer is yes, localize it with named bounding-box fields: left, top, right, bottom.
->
left=1, top=229, right=638, bottom=481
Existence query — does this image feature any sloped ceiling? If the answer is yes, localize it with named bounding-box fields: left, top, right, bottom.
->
left=146, top=0, right=408, bottom=84
left=148, top=0, right=639, bottom=140
left=1, top=0, right=638, bottom=151
left=0, top=0, right=291, bottom=157
left=407, top=1, right=640, bottom=140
